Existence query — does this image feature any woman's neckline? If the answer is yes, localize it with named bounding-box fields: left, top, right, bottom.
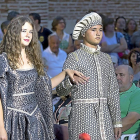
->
left=105, top=32, right=114, bottom=38
left=16, top=67, right=35, bottom=71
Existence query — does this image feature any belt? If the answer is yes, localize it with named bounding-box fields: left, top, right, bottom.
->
left=73, top=98, right=107, bottom=104
left=73, top=98, right=107, bottom=140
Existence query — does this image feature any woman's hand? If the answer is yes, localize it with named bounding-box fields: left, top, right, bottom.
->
left=0, top=127, right=7, bottom=140
left=65, top=69, right=89, bottom=85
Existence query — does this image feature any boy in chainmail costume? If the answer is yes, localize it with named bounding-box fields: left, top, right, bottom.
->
left=56, top=12, right=122, bottom=140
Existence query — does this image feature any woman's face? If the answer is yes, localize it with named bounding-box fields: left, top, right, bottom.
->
left=116, top=18, right=126, bottom=31
left=21, top=22, right=33, bottom=47
left=130, top=52, right=137, bottom=65
left=127, top=20, right=136, bottom=32
left=55, top=19, right=65, bottom=31
left=106, top=23, right=114, bottom=32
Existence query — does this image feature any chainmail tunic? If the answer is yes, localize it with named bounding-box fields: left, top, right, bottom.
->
left=56, top=43, right=122, bottom=140
left=0, top=53, right=54, bottom=140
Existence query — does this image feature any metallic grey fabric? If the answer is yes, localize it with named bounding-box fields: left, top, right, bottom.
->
left=0, top=53, right=54, bottom=140
left=56, top=43, right=122, bottom=140
left=72, top=12, right=102, bottom=40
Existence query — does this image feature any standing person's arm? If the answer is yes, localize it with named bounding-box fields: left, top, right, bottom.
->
left=107, top=55, right=122, bottom=139
left=51, top=69, right=88, bottom=89
left=0, top=99, right=7, bottom=140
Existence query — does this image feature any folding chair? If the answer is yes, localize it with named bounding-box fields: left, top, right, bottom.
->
left=121, top=132, right=138, bottom=140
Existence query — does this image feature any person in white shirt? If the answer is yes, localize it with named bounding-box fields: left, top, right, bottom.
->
left=42, top=34, right=67, bottom=78
left=42, top=34, right=68, bottom=113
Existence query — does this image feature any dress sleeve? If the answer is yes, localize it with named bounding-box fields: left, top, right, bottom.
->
left=107, top=55, right=122, bottom=128
left=56, top=52, right=78, bottom=96
left=0, top=53, right=9, bottom=128
left=35, top=72, right=55, bottom=140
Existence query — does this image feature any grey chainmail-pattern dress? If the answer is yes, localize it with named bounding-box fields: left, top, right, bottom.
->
left=0, top=53, right=54, bottom=140
left=56, top=43, right=122, bottom=140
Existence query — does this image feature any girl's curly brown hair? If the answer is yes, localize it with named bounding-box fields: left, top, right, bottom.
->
left=0, top=16, right=45, bottom=76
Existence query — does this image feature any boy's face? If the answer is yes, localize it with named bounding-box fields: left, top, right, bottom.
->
left=83, top=25, right=103, bottom=46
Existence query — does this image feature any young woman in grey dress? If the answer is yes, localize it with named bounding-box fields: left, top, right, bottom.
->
left=0, top=16, right=87, bottom=140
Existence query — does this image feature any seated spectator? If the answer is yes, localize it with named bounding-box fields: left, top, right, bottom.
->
left=126, top=19, right=138, bottom=50
left=0, top=20, right=10, bottom=44
left=0, top=29, right=3, bottom=42
left=29, top=13, right=52, bottom=50
left=0, top=11, right=19, bottom=42
left=54, top=95, right=71, bottom=126
left=7, top=11, right=19, bottom=21
left=115, top=16, right=129, bottom=45
left=54, top=124, right=69, bottom=140
left=42, top=34, right=69, bottom=140
left=42, top=34, right=67, bottom=78
left=42, top=34, right=68, bottom=115
left=74, top=40, right=83, bottom=50
left=115, top=16, right=130, bottom=64
left=97, top=13, right=109, bottom=51
left=53, top=95, right=71, bottom=140
left=100, top=31, right=108, bottom=52
left=103, top=17, right=127, bottom=65
left=131, top=30, right=140, bottom=48
left=110, top=55, right=118, bottom=69
left=38, top=40, right=43, bottom=54
left=1, top=20, right=10, bottom=35
left=128, top=48, right=140, bottom=86
left=51, top=16, right=74, bottom=54
left=115, top=65, right=140, bottom=135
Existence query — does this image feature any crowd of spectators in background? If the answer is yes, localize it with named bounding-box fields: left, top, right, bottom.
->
left=1, top=10, right=140, bottom=140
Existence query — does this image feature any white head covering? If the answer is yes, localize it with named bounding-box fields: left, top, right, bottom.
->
left=72, top=12, right=102, bottom=40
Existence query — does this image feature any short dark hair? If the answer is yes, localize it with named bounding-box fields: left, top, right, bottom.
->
left=1, top=20, right=10, bottom=34
left=7, top=11, right=19, bottom=21
left=51, top=16, right=66, bottom=31
left=115, top=16, right=126, bottom=27
left=29, top=13, right=41, bottom=24
left=103, top=18, right=114, bottom=32
left=114, top=16, right=126, bottom=31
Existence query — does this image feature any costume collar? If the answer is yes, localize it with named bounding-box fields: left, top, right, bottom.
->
left=80, top=43, right=101, bottom=54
